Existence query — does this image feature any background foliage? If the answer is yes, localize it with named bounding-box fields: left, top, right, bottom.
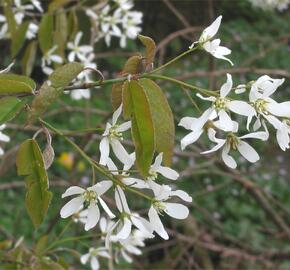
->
left=0, top=0, right=290, bottom=269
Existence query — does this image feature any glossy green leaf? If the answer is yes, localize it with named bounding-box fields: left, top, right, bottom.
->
left=0, top=74, right=36, bottom=94
left=0, top=97, right=25, bottom=125
left=128, top=81, right=155, bottom=176
left=123, top=55, right=143, bottom=74
left=138, top=35, right=156, bottom=67
left=39, top=14, right=54, bottom=54
left=139, top=78, right=175, bottom=165
left=22, top=40, right=37, bottom=76
left=16, top=139, right=52, bottom=228
left=48, top=62, right=84, bottom=88
left=11, top=21, right=29, bottom=57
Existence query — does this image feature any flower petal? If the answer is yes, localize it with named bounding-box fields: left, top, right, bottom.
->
left=218, top=110, right=234, bottom=131
left=170, top=189, right=192, bottom=202
left=237, top=141, right=259, bottom=163
left=228, top=100, right=256, bottom=117
left=90, top=181, right=112, bottom=196
left=156, top=166, right=179, bottom=180
left=178, top=117, right=197, bottom=130
left=115, top=218, right=132, bottom=239
left=164, top=202, right=189, bottom=219
left=90, top=256, right=100, bottom=270
left=200, top=15, right=222, bottom=40
left=221, top=143, right=237, bottom=169
left=85, top=202, right=100, bottom=231
left=99, top=137, right=110, bottom=165
left=111, top=139, right=133, bottom=165
left=181, top=129, right=203, bottom=150
left=60, top=197, right=84, bottom=218
left=116, top=121, right=131, bottom=132
left=112, top=104, right=123, bottom=125
left=148, top=206, right=169, bottom=240
left=62, top=186, right=85, bottom=198
left=220, top=73, right=232, bottom=98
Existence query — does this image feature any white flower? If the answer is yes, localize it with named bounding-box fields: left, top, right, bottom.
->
left=114, top=0, right=134, bottom=11
left=190, top=16, right=233, bottom=65
left=248, top=0, right=290, bottom=11
left=26, top=22, right=38, bottom=40
left=13, top=0, right=34, bottom=24
left=276, top=119, right=290, bottom=151
left=60, top=181, right=115, bottom=231
left=249, top=75, right=289, bottom=118
left=30, top=0, right=43, bottom=12
left=116, top=230, right=148, bottom=263
left=80, top=247, right=110, bottom=270
left=67, top=32, right=94, bottom=62
left=70, top=89, right=91, bottom=100
left=0, top=125, right=10, bottom=156
left=112, top=185, right=154, bottom=240
left=147, top=153, right=179, bottom=181
left=197, top=74, right=256, bottom=132
left=99, top=104, right=133, bottom=166
left=119, top=11, right=143, bottom=48
left=179, top=109, right=218, bottom=150
left=148, top=182, right=192, bottom=240
left=202, top=125, right=268, bottom=169
left=41, top=46, right=63, bottom=75
left=107, top=155, right=148, bottom=189
left=0, top=15, right=8, bottom=39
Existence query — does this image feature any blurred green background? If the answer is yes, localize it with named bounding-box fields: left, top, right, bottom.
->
left=0, top=0, right=290, bottom=269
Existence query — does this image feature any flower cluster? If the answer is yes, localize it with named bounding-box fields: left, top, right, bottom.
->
left=60, top=104, right=192, bottom=269
left=248, top=0, right=290, bottom=11
left=180, top=16, right=288, bottom=169
left=0, top=0, right=42, bottom=40
left=86, top=0, right=143, bottom=48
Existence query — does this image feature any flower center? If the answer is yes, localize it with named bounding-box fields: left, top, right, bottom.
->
left=226, top=133, right=240, bottom=150
left=83, top=190, right=97, bottom=202
left=214, top=97, right=229, bottom=111
left=147, top=170, right=158, bottom=181
left=153, top=201, right=166, bottom=214
left=108, top=125, right=123, bottom=140
left=254, top=99, right=268, bottom=114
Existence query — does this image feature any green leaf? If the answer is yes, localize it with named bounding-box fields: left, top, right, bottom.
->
left=0, top=74, right=36, bottom=94
left=22, top=40, right=37, bottom=76
left=123, top=55, right=143, bottom=74
left=39, top=14, right=54, bottom=54
left=122, top=81, right=132, bottom=120
left=27, top=63, right=83, bottom=124
left=128, top=81, right=155, bottom=176
left=26, top=82, right=62, bottom=125
left=49, top=0, right=71, bottom=13
left=67, top=10, right=78, bottom=41
left=3, top=1, right=17, bottom=34
left=48, top=62, right=84, bottom=88
left=139, top=78, right=175, bottom=165
left=16, top=139, right=52, bottom=228
left=111, top=83, right=123, bottom=110
left=11, top=21, right=29, bottom=57
left=138, top=35, right=156, bottom=67
left=35, top=235, right=48, bottom=256
left=0, top=97, right=25, bottom=125
left=54, top=11, right=68, bottom=58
